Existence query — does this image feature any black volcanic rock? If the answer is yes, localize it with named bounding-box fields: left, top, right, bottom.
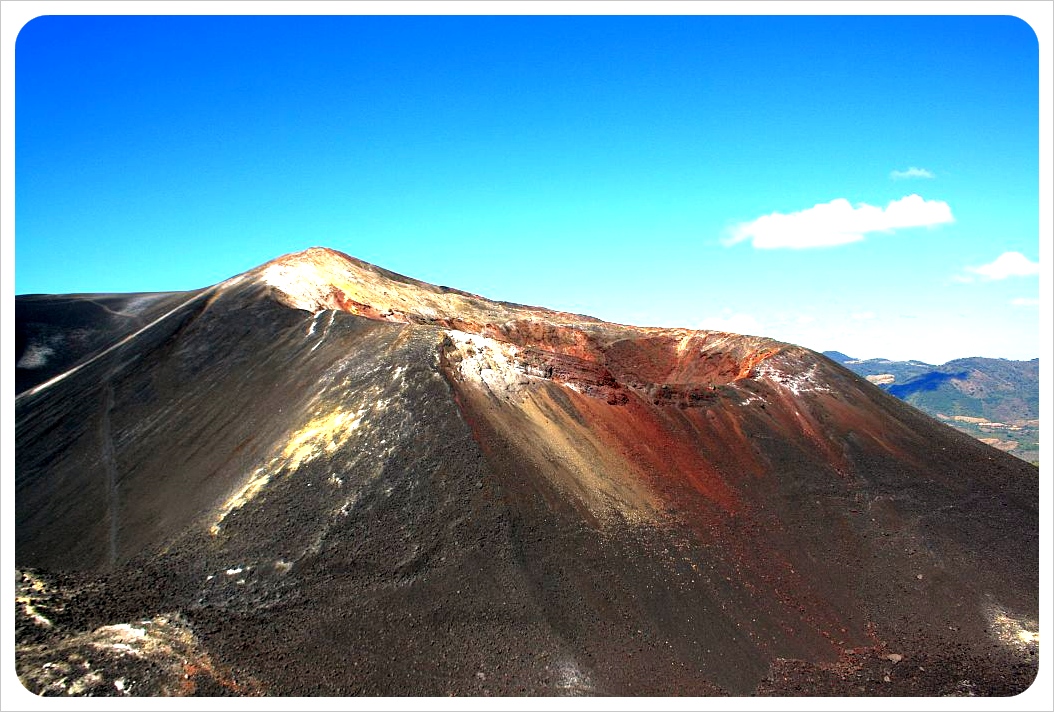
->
left=14, top=248, right=1039, bottom=697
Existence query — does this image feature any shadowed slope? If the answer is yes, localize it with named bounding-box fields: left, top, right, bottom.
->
left=15, top=247, right=1038, bottom=696
left=16, top=291, right=199, bottom=395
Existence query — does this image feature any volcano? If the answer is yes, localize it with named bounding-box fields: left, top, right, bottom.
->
left=14, top=247, right=1039, bottom=697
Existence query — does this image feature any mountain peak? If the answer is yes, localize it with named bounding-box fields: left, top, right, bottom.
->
left=256, top=246, right=551, bottom=329
left=257, top=246, right=402, bottom=318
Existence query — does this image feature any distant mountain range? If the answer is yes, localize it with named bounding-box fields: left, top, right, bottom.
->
left=825, top=352, right=1039, bottom=464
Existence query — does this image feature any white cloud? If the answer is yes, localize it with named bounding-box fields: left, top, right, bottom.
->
left=851, top=311, right=876, bottom=320
left=964, top=252, right=1040, bottom=281
left=890, top=167, right=934, bottom=180
left=1010, top=297, right=1039, bottom=307
left=726, top=194, right=954, bottom=250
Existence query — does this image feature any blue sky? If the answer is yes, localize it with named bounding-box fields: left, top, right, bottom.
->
left=12, top=13, right=1044, bottom=363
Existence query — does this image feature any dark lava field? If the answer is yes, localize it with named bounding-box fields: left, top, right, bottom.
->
left=12, top=247, right=1040, bottom=697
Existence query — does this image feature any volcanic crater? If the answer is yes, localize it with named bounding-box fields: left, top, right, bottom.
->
left=14, top=247, right=1039, bottom=697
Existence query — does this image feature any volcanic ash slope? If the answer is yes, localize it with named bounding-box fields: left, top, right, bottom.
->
left=14, top=247, right=1039, bottom=696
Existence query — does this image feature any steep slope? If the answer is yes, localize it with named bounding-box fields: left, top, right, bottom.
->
left=15, top=248, right=1039, bottom=696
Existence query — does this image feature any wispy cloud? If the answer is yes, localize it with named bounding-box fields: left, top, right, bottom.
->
left=1010, top=297, right=1039, bottom=307
left=851, top=311, right=876, bottom=321
left=890, top=166, right=934, bottom=180
left=961, top=252, right=1040, bottom=281
left=725, top=194, right=954, bottom=250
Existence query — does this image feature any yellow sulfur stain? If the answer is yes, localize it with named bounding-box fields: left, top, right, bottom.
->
left=210, top=407, right=365, bottom=535
left=210, top=465, right=275, bottom=536
left=281, top=408, right=365, bottom=470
